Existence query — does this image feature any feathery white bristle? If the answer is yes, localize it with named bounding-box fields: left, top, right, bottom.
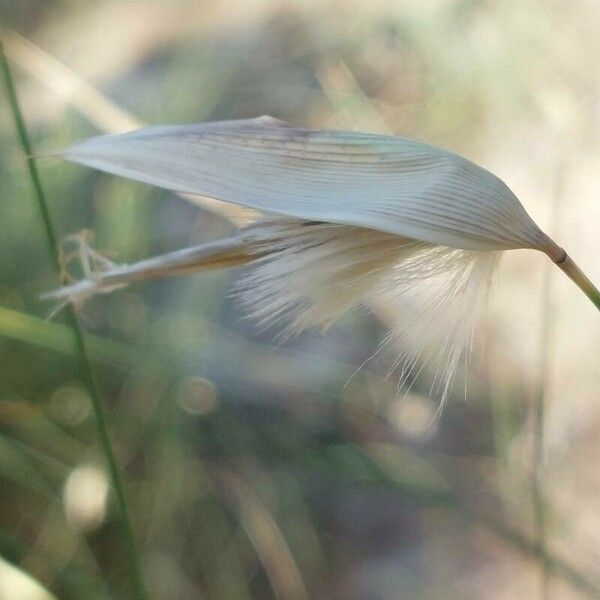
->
left=237, top=218, right=497, bottom=402
left=378, top=247, right=498, bottom=406
left=45, top=216, right=497, bottom=403
left=237, top=219, right=424, bottom=335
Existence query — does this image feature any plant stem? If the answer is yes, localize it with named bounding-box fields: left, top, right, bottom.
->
left=554, top=255, right=600, bottom=311
left=0, top=39, right=148, bottom=600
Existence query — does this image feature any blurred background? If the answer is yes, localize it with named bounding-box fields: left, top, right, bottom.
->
left=1, top=1, right=599, bottom=599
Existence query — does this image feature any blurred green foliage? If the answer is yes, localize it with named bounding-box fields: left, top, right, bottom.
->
left=1, top=1, right=599, bottom=599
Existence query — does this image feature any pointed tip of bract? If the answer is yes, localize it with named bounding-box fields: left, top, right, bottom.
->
left=31, top=148, right=67, bottom=160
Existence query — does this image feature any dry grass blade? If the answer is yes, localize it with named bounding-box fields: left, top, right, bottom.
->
left=215, top=468, right=310, bottom=600
left=2, top=30, right=141, bottom=133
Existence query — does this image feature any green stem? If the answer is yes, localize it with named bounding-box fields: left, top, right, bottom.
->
left=0, top=38, right=148, bottom=600
left=554, top=254, right=600, bottom=311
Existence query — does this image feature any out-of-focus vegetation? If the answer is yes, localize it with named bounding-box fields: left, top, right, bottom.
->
left=1, top=1, right=599, bottom=599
